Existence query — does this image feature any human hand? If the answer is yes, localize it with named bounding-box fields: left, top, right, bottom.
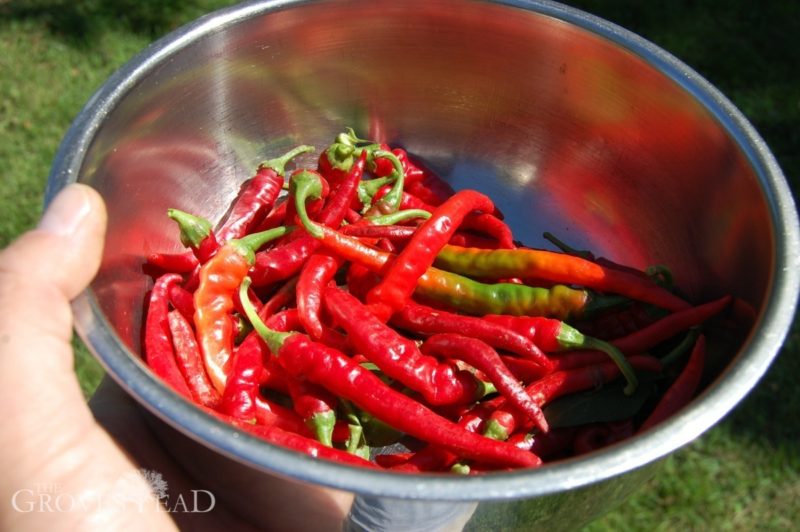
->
left=0, top=184, right=255, bottom=531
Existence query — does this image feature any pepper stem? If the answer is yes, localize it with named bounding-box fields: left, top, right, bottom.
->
left=167, top=208, right=212, bottom=249
left=660, top=328, right=700, bottom=367
left=367, top=209, right=431, bottom=226
left=370, top=149, right=405, bottom=213
left=482, top=418, right=509, bottom=441
left=309, top=411, right=336, bottom=448
left=290, top=170, right=326, bottom=239
left=230, top=226, right=293, bottom=265
left=259, top=145, right=315, bottom=175
left=337, top=127, right=372, bottom=147
left=542, top=231, right=595, bottom=260
left=557, top=323, right=639, bottom=395
left=239, top=277, right=291, bottom=354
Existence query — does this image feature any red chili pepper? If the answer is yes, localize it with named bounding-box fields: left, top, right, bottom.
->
left=639, top=335, right=706, bottom=432
left=249, top=156, right=366, bottom=287
left=365, top=190, right=495, bottom=317
left=263, top=309, right=339, bottom=447
left=168, top=282, right=195, bottom=323
left=144, top=274, right=193, bottom=398
left=611, top=296, right=731, bottom=354
left=267, top=308, right=352, bottom=355
left=420, top=334, right=549, bottom=433
left=221, top=413, right=376, bottom=468
left=167, top=209, right=219, bottom=263
left=482, top=314, right=639, bottom=394
left=341, top=223, right=417, bottom=243
left=296, top=249, right=341, bottom=340
left=146, top=251, right=197, bottom=273
left=483, top=355, right=661, bottom=440
left=218, top=332, right=268, bottom=422
left=253, top=199, right=289, bottom=233
left=240, top=280, right=540, bottom=469
left=372, top=146, right=423, bottom=185
left=325, top=286, right=488, bottom=406
left=217, top=145, right=313, bottom=242
left=434, top=245, right=691, bottom=312
left=306, top=224, right=614, bottom=320
left=282, top=168, right=330, bottom=228
left=253, top=395, right=313, bottom=436
left=167, top=310, right=219, bottom=407
left=194, top=227, right=291, bottom=393
left=457, top=213, right=515, bottom=249
left=391, top=300, right=552, bottom=369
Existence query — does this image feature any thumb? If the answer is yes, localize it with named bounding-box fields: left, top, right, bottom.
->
left=4, top=183, right=107, bottom=300
left=0, top=183, right=107, bottom=501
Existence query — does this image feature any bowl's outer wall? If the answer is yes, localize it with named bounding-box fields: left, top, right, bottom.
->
left=49, top=0, right=798, bottom=529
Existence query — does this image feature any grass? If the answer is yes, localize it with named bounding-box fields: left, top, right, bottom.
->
left=1, top=0, right=797, bottom=529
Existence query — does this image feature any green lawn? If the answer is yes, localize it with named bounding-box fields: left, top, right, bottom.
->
left=1, top=1, right=797, bottom=529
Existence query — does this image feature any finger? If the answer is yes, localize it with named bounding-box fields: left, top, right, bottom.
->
left=0, top=183, right=108, bottom=443
left=0, top=185, right=175, bottom=530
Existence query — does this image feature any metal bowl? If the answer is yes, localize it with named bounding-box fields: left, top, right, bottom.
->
left=47, top=0, right=799, bottom=529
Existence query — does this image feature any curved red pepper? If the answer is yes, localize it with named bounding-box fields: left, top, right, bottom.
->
left=391, top=300, right=553, bottom=369
left=144, top=274, right=193, bottom=398
left=217, top=145, right=313, bottom=242
left=324, top=286, right=483, bottom=406
left=250, top=154, right=366, bottom=287
left=240, top=281, right=540, bottom=469
left=365, top=189, right=495, bottom=318
left=420, top=334, right=549, bottom=433
left=167, top=310, right=219, bottom=407
left=639, top=335, right=706, bottom=432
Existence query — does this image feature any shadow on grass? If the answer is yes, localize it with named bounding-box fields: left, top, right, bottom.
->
left=0, top=0, right=233, bottom=45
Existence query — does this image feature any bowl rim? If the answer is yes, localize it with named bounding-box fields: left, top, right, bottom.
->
left=50, top=0, right=800, bottom=500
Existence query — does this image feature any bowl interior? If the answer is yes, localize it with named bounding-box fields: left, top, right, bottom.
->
left=55, top=0, right=796, bottom=501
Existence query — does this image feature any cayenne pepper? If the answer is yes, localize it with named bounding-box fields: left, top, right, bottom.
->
left=240, top=278, right=541, bottom=468
left=194, top=226, right=291, bottom=393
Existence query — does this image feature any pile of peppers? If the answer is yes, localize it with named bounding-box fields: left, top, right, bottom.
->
left=143, top=129, right=737, bottom=473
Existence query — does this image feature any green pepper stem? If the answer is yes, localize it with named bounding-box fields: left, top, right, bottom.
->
left=367, top=209, right=431, bottom=226
left=557, top=323, right=639, bottom=395
left=167, top=208, right=212, bottom=249
left=239, top=277, right=292, bottom=354
left=482, top=418, right=509, bottom=441
left=357, top=176, right=393, bottom=209
left=371, top=149, right=405, bottom=213
left=290, top=170, right=325, bottom=239
left=660, top=328, right=700, bottom=367
left=338, top=127, right=372, bottom=147
left=542, top=231, right=594, bottom=260
left=231, top=226, right=293, bottom=265
left=259, top=145, right=315, bottom=175
left=309, top=411, right=336, bottom=447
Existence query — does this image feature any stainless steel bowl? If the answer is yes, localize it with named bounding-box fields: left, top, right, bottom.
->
left=47, top=0, right=800, bottom=530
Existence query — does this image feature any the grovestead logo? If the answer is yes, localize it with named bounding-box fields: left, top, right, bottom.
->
left=11, top=469, right=215, bottom=514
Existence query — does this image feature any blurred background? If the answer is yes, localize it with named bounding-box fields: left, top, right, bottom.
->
left=1, top=0, right=797, bottom=529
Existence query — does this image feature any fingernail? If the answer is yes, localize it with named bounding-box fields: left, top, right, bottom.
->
left=38, top=184, right=93, bottom=236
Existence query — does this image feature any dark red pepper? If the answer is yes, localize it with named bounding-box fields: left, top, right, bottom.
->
left=365, top=189, right=495, bottom=318
left=217, top=145, right=313, bottom=242
left=144, top=274, right=193, bottom=398
left=241, top=280, right=540, bottom=469
left=639, top=335, right=706, bottom=432
left=167, top=310, right=219, bottom=407
left=324, top=286, right=485, bottom=407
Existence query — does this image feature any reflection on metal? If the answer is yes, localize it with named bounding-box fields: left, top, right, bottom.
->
left=50, top=0, right=799, bottom=530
